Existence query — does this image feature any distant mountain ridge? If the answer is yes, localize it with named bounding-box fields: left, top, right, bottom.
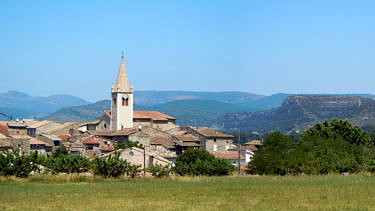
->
left=133, top=90, right=264, bottom=106
left=3, top=90, right=375, bottom=131
left=0, top=91, right=90, bottom=120
left=218, top=95, right=375, bottom=132
left=44, top=99, right=254, bottom=125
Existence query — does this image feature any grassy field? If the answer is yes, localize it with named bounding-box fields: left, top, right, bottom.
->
left=1, top=175, right=375, bottom=210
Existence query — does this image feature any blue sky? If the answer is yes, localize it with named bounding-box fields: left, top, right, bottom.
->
left=1, top=0, right=374, bottom=102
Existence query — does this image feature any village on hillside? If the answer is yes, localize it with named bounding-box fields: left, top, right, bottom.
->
left=0, top=55, right=260, bottom=173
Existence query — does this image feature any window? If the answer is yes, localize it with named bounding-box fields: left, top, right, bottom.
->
left=225, top=144, right=229, bottom=151
left=122, top=96, right=129, bottom=106
left=213, top=144, right=217, bottom=152
left=214, top=138, right=216, bottom=142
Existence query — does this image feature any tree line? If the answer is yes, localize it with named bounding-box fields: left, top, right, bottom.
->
left=248, top=119, right=375, bottom=175
left=0, top=145, right=234, bottom=178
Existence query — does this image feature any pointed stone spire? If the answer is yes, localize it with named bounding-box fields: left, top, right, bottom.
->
left=113, top=55, right=130, bottom=93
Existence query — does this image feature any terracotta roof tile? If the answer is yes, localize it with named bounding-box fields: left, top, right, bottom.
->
left=195, top=127, right=234, bottom=138
left=211, top=151, right=245, bottom=160
left=103, top=110, right=111, bottom=117
left=0, top=124, right=9, bottom=136
left=27, top=120, right=52, bottom=129
left=100, top=145, right=115, bottom=151
left=89, top=128, right=138, bottom=136
left=81, top=136, right=100, bottom=144
left=150, top=136, right=175, bottom=148
left=134, top=111, right=176, bottom=121
left=58, top=134, right=70, bottom=140
left=175, top=131, right=187, bottom=136
left=175, top=141, right=200, bottom=147
left=11, top=135, right=51, bottom=146
left=102, top=110, right=176, bottom=121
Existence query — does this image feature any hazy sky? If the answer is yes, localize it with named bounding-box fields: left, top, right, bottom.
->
left=1, top=0, right=374, bottom=102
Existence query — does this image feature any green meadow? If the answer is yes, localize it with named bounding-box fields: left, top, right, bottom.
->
left=1, top=175, right=375, bottom=210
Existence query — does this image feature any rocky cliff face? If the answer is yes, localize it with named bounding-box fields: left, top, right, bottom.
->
left=218, top=95, right=375, bottom=132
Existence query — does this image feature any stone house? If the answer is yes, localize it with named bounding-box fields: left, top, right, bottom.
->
left=81, top=136, right=100, bottom=150
left=182, top=127, right=235, bottom=153
left=172, top=133, right=201, bottom=154
left=0, top=136, right=12, bottom=151
left=38, top=134, right=63, bottom=149
left=29, top=137, right=53, bottom=156
left=111, top=146, right=172, bottom=170
left=100, top=145, right=115, bottom=156
left=45, top=122, right=80, bottom=136
left=7, top=122, right=28, bottom=135
left=79, top=120, right=99, bottom=133
left=89, top=128, right=139, bottom=143
left=98, top=110, right=177, bottom=132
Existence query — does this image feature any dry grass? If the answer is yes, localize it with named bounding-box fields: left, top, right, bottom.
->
left=1, top=175, right=375, bottom=210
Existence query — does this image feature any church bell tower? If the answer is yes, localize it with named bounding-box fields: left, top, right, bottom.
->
left=111, top=55, right=133, bottom=131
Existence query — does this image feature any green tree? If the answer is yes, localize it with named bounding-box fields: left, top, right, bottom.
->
left=0, top=149, right=43, bottom=177
left=147, top=164, right=172, bottom=178
left=91, top=152, right=131, bottom=178
left=247, top=132, right=296, bottom=175
left=45, top=147, right=91, bottom=175
left=302, top=119, right=371, bottom=146
left=174, top=148, right=234, bottom=176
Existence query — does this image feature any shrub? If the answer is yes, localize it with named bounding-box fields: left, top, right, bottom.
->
left=147, top=164, right=172, bottom=178
left=174, top=148, right=234, bottom=176
left=45, top=148, right=91, bottom=175
left=92, top=152, right=130, bottom=178
left=0, top=149, right=43, bottom=177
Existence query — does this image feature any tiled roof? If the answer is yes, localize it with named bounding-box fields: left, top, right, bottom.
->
left=100, top=145, right=115, bottom=151
left=150, top=136, right=176, bottom=148
left=102, top=110, right=176, bottom=121
left=245, top=140, right=263, bottom=146
left=103, top=110, right=111, bottom=117
left=44, top=122, right=77, bottom=134
left=80, top=120, right=99, bottom=127
left=211, top=151, right=245, bottom=160
left=27, top=120, right=51, bottom=129
left=0, top=123, right=9, bottom=136
left=58, top=134, right=70, bottom=140
left=195, top=127, right=234, bottom=138
left=174, top=134, right=200, bottom=142
left=40, top=134, right=61, bottom=141
left=30, top=137, right=51, bottom=146
left=11, top=135, right=51, bottom=146
left=81, top=136, right=100, bottom=144
left=229, top=145, right=258, bottom=152
left=175, top=141, right=200, bottom=147
left=7, top=122, right=27, bottom=128
left=175, top=131, right=187, bottom=136
left=134, top=111, right=176, bottom=121
left=89, top=128, right=138, bottom=136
